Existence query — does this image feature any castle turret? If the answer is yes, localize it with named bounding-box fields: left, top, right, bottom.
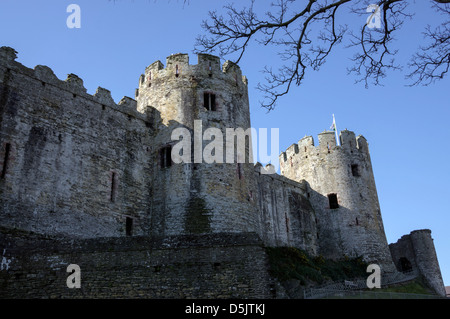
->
left=280, top=129, right=396, bottom=272
left=137, top=53, right=258, bottom=237
left=389, top=230, right=446, bottom=296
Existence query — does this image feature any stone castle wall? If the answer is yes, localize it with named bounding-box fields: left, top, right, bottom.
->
left=389, top=230, right=446, bottom=296
left=0, top=47, right=153, bottom=238
left=254, top=164, right=318, bottom=256
left=138, top=53, right=260, bottom=237
left=279, top=130, right=395, bottom=272
left=0, top=229, right=275, bottom=298
left=0, top=46, right=446, bottom=297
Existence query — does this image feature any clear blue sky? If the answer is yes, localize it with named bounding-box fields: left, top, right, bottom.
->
left=1, top=0, right=449, bottom=287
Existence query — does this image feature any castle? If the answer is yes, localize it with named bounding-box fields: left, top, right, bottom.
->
left=0, top=46, right=446, bottom=298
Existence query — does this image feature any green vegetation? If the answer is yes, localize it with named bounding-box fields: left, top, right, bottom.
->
left=265, top=247, right=441, bottom=299
left=265, top=247, right=368, bottom=285
left=373, top=279, right=434, bottom=295
left=326, top=280, right=440, bottom=299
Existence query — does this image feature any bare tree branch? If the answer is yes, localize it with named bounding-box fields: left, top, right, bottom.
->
left=406, top=3, right=450, bottom=85
left=346, top=0, right=412, bottom=88
left=195, top=0, right=450, bottom=110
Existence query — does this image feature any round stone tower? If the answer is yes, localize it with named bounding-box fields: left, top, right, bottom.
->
left=389, top=229, right=446, bottom=296
left=280, top=129, right=396, bottom=272
left=136, top=53, right=259, bottom=237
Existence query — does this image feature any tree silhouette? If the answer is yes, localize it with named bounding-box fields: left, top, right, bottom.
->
left=195, top=0, right=450, bottom=110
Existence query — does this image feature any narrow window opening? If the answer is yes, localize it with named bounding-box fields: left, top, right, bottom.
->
left=148, top=73, right=152, bottom=87
left=355, top=217, right=359, bottom=226
left=285, top=213, right=290, bottom=233
left=126, top=217, right=133, bottom=236
left=1, top=143, right=11, bottom=179
left=328, top=193, right=339, bottom=209
left=160, top=146, right=172, bottom=169
left=175, top=65, right=179, bottom=77
left=237, top=163, right=243, bottom=180
left=110, top=172, right=117, bottom=202
left=208, top=62, right=212, bottom=77
left=203, top=92, right=216, bottom=111
left=351, top=164, right=360, bottom=177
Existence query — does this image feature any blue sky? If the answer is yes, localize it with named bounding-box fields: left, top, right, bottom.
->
left=1, top=0, right=449, bottom=287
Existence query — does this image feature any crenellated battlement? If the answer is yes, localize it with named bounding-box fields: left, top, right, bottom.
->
left=279, top=129, right=369, bottom=163
left=139, top=52, right=248, bottom=89
left=0, top=46, right=145, bottom=121
left=0, top=45, right=444, bottom=297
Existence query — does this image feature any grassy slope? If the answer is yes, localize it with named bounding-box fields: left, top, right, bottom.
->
left=265, top=246, right=437, bottom=298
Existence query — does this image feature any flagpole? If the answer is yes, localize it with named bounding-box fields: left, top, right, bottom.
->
left=333, top=114, right=340, bottom=146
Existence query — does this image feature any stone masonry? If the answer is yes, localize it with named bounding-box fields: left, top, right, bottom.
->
left=0, top=46, right=446, bottom=297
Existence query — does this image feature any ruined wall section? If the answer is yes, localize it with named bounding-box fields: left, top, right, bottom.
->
left=0, top=47, right=153, bottom=238
left=389, top=230, right=446, bottom=296
left=254, top=164, right=318, bottom=255
left=137, top=53, right=259, bottom=237
left=279, top=130, right=395, bottom=272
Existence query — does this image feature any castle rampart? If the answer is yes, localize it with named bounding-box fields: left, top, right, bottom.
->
left=135, top=52, right=259, bottom=238
left=0, top=47, right=153, bottom=238
left=389, top=230, right=446, bottom=296
left=253, top=163, right=318, bottom=255
left=0, top=46, right=445, bottom=297
left=0, top=229, right=275, bottom=298
left=279, top=130, right=395, bottom=272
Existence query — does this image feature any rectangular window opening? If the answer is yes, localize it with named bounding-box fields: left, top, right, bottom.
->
left=1, top=143, right=11, bottom=179
left=328, top=193, right=339, bottom=209
left=285, top=213, right=290, bottom=233
left=237, top=163, right=243, bottom=180
left=351, top=164, right=360, bottom=177
left=160, top=146, right=172, bottom=169
left=204, top=92, right=216, bottom=111
left=126, top=217, right=133, bottom=236
left=110, top=172, right=117, bottom=202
